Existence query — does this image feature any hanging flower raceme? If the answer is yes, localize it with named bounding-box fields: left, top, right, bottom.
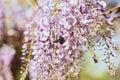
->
left=21, top=0, right=117, bottom=80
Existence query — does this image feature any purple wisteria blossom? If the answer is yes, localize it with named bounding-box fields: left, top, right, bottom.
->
left=0, top=45, right=16, bottom=80
left=21, top=0, right=117, bottom=80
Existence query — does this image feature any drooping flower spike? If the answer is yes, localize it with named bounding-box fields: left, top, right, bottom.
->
left=21, top=0, right=118, bottom=80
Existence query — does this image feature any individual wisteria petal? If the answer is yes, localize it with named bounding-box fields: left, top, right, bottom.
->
left=80, top=4, right=87, bottom=13
left=98, top=1, right=107, bottom=8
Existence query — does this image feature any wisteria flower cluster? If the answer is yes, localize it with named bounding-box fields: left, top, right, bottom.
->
left=21, top=0, right=117, bottom=80
left=0, top=45, right=15, bottom=80
left=0, top=1, right=37, bottom=79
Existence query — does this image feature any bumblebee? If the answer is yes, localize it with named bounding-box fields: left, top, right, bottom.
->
left=54, top=36, right=65, bottom=44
